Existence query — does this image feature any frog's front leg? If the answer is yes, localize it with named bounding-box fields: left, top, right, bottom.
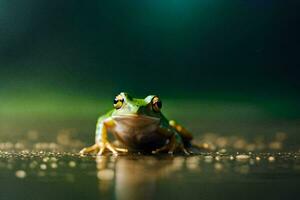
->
left=154, top=127, right=190, bottom=155
left=80, top=117, right=128, bottom=156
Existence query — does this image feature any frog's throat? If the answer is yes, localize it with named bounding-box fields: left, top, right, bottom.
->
left=112, top=114, right=160, bottom=122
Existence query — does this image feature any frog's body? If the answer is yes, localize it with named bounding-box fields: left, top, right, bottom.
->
left=80, top=92, right=193, bottom=155
left=112, top=114, right=165, bottom=151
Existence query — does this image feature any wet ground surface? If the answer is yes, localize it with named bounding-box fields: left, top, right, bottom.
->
left=1, top=144, right=300, bottom=200
left=1, top=99, right=300, bottom=200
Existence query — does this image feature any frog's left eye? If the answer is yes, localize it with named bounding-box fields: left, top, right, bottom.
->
left=152, top=96, right=162, bottom=112
left=114, top=96, right=124, bottom=109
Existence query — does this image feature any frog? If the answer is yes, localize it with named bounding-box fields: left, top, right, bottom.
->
left=80, top=92, right=194, bottom=156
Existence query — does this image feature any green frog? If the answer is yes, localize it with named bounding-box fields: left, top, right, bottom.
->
left=80, top=92, right=193, bottom=155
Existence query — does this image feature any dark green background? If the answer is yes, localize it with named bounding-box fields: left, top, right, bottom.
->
left=1, top=0, right=299, bottom=95
left=0, top=1, right=300, bottom=139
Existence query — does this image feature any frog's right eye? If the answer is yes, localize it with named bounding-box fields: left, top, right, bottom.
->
left=152, top=96, right=162, bottom=112
left=113, top=96, right=124, bottom=109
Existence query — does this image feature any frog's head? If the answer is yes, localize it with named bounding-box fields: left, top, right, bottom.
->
left=111, top=92, right=163, bottom=119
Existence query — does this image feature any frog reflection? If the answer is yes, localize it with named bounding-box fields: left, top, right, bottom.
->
left=96, top=156, right=188, bottom=200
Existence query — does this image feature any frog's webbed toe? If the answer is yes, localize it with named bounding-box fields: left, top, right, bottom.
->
left=152, top=134, right=192, bottom=155
left=97, top=142, right=128, bottom=156
left=80, top=144, right=99, bottom=155
left=180, top=145, right=192, bottom=155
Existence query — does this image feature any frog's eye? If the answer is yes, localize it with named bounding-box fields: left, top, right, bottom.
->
left=152, top=96, right=162, bottom=112
left=114, top=96, right=124, bottom=109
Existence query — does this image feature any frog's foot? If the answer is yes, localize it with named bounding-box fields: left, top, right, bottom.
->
left=154, top=144, right=191, bottom=155
left=80, top=143, right=128, bottom=156
left=153, top=134, right=191, bottom=155
left=97, top=142, right=128, bottom=156
left=80, top=144, right=99, bottom=155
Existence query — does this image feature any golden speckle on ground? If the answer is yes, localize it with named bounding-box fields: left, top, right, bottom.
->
left=69, top=161, right=76, bottom=168
left=40, top=164, right=47, bottom=170
left=236, top=154, right=250, bottom=161
left=219, top=148, right=227, bottom=154
left=215, top=156, right=221, bottom=161
left=214, top=163, right=223, bottom=171
left=51, top=163, right=58, bottom=169
left=268, top=156, right=275, bottom=162
left=50, top=157, right=58, bottom=162
left=15, top=170, right=26, bottom=179
left=204, top=156, right=213, bottom=163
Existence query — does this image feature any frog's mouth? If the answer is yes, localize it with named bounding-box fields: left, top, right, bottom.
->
left=112, top=114, right=159, bottom=121
left=112, top=114, right=160, bottom=127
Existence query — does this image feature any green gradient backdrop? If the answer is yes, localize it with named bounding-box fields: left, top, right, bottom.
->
left=0, top=1, right=299, bottom=125
left=1, top=1, right=299, bottom=94
left=0, top=1, right=299, bottom=151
